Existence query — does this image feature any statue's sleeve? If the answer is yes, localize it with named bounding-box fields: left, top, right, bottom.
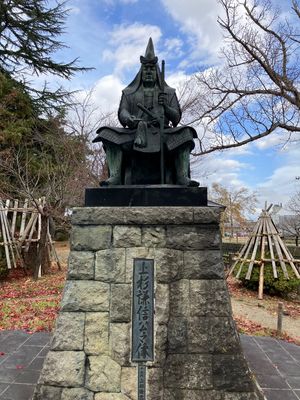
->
left=164, top=91, right=181, bottom=127
left=118, top=93, right=133, bottom=128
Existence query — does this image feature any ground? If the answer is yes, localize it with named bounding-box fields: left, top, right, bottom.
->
left=228, top=276, right=300, bottom=344
left=0, top=242, right=299, bottom=345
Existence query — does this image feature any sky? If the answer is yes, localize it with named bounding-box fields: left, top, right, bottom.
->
left=43, top=0, right=300, bottom=217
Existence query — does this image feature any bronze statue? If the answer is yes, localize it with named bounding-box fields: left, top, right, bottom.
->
left=93, top=38, right=199, bottom=187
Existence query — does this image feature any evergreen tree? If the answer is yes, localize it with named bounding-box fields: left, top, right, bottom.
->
left=0, top=0, right=89, bottom=109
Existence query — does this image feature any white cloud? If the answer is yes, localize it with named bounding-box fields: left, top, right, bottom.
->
left=102, top=23, right=162, bottom=75
left=256, top=144, right=300, bottom=208
left=191, top=152, right=250, bottom=189
left=91, top=74, right=124, bottom=112
left=163, top=38, right=184, bottom=60
left=161, top=0, right=223, bottom=63
left=254, top=131, right=290, bottom=150
left=102, top=0, right=138, bottom=4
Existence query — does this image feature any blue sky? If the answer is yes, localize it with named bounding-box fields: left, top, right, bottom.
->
left=44, top=0, right=300, bottom=215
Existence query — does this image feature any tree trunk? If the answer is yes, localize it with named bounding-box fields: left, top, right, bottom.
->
left=33, top=206, right=51, bottom=280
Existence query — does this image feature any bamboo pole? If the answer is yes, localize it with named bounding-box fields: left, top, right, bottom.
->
left=5, top=200, right=10, bottom=216
left=47, top=232, right=62, bottom=271
left=245, top=218, right=264, bottom=280
left=267, top=217, right=289, bottom=279
left=276, top=234, right=300, bottom=279
left=2, top=201, right=17, bottom=269
left=266, top=215, right=278, bottom=278
left=0, top=205, right=11, bottom=269
left=230, top=219, right=261, bottom=279
left=19, top=199, right=28, bottom=237
left=24, top=213, right=39, bottom=252
left=258, top=215, right=267, bottom=300
left=11, top=199, right=18, bottom=237
left=18, top=212, right=38, bottom=247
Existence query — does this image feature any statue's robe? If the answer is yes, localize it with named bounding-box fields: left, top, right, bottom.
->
left=93, top=70, right=197, bottom=153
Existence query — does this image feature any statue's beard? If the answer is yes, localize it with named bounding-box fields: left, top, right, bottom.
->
left=142, top=78, right=156, bottom=88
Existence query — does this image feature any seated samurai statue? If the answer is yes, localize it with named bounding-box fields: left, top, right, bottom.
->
left=93, top=38, right=199, bottom=187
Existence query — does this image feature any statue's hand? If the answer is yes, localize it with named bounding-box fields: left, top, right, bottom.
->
left=148, top=118, right=159, bottom=128
left=127, top=115, right=138, bottom=129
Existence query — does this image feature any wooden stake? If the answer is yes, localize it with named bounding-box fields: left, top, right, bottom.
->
left=246, top=219, right=263, bottom=280
left=277, top=302, right=283, bottom=335
left=258, top=262, right=264, bottom=300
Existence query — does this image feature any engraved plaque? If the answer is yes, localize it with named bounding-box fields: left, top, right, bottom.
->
left=132, top=258, right=154, bottom=362
left=138, top=363, right=147, bottom=400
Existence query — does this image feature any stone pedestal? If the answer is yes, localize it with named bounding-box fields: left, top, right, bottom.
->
left=33, top=206, right=264, bottom=400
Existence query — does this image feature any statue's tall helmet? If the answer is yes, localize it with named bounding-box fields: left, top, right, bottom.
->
left=140, top=37, right=158, bottom=64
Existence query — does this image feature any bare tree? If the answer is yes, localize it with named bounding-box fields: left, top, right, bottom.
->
left=288, top=191, right=300, bottom=215
left=281, top=191, right=300, bottom=246
left=66, top=89, right=118, bottom=184
left=210, top=183, right=257, bottom=237
left=191, top=0, right=300, bottom=155
left=278, top=214, right=300, bottom=246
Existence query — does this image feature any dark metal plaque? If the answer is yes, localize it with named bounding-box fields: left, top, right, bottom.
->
left=138, top=363, right=147, bottom=400
left=132, top=258, right=154, bottom=362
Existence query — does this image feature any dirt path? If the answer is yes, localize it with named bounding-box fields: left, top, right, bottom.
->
left=231, top=296, right=300, bottom=340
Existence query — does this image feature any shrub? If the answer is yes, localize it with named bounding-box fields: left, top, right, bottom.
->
left=236, top=263, right=300, bottom=296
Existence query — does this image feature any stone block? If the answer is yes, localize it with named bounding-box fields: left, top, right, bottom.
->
left=167, top=317, right=188, bottom=353
left=84, top=312, right=109, bottom=355
left=212, top=354, right=255, bottom=391
left=95, top=394, right=131, bottom=400
left=111, top=284, right=131, bottom=322
left=113, top=226, right=142, bottom=247
left=125, top=247, right=155, bottom=282
left=121, top=367, right=137, bottom=400
left=67, top=251, right=94, bottom=280
left=164, top=354, right=213, bottom=389
left=51, top=312, right=85, bottom=351
left=95, top=248, right=126, bottom=283
left=189, top=280, right=231, bottom=317
left=142, top=226, right=166, bottom=247
left=61, top=280, right=109, bottom=312
left=122, top=207, right=194, bottom=225
left=164, top=389, right=223, bottom=400
left=61, top=388, right=94, bottom=400
left=72, top=207, right=194, bottom=225
left=110, top=323, right=131, bottom=366
left=153, top=324, right=168, bottom=367
left=71, top=225, right=112, bottom=251
left=154, top=284, right=169, bottom=325
left=187, top=317, right=240, bottom=353
left=33, top=385, right=62, bottom=400
left=72, top=207, right=125, bottom=225
left=169, top=280, right=190, bottom=317
left=166, top=226, right=220, bottom=250
left=182, top=250, right=224, bottom=280
left=154, top=248, right=183, bottom=283
left=148, top=367, right=163, bottom=400
left=193, top=207, right=222, bottom=224
left=39, top=351, right=85, bottom=387
left=86, top=355, right=121, bottom=392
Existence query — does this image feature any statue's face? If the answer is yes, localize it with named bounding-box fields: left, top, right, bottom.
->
left=142, top=64, right=157, bottom=85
